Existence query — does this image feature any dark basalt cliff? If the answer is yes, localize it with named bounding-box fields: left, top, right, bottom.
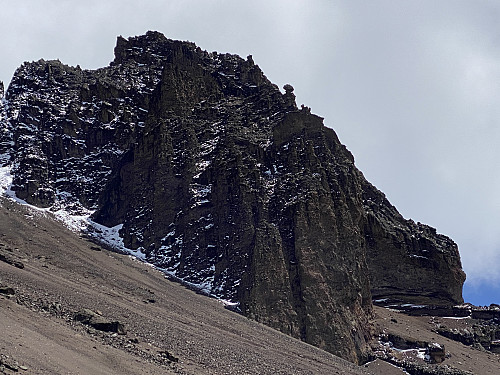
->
left=0, top=31, right=465, bottom=363
left=362, top=181, right=465, bottom=306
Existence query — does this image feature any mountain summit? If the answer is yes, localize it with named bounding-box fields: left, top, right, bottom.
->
left=0, top=31, right=465, bottom=363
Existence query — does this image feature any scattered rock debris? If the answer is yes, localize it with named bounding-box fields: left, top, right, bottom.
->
left=0, top=354, right=28, bottom=374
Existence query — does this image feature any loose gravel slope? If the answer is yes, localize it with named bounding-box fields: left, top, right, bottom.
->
left=0, top=197, right=371, bottom=375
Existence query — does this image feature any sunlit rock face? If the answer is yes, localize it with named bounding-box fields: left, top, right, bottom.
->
left=0, top=31, right=465, bottom=363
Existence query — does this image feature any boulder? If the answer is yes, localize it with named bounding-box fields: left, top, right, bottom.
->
left=0, top=249, right=25, bottom=269
left=74, top=309, right=126, bottom=335
left=0, top=285, right=15, bottom=296
left=427, top=342, right=446, bottom=363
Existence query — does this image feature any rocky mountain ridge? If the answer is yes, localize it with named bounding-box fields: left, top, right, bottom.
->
left=0, top=31, right=465, bottom=363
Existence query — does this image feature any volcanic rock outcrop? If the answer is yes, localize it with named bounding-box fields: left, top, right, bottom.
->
left=362, top=180, right=465, bottom=306
left=0, top=31, right=465, bottom=363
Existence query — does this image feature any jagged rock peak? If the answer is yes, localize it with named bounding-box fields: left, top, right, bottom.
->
left=0, top=31, right=466, bottom=364
left=113, top=31, right=195, bottom=65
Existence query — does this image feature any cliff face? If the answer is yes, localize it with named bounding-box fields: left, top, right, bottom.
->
left=362, top=180, right=465, bottom=306
left=0, top=31, right=465, bottom=363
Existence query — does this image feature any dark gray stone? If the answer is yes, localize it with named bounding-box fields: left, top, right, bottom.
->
left=74, top=309, right=126, bottom=335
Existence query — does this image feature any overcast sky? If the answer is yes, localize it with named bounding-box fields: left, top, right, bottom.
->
left=1, top=1, right=499, bottom=305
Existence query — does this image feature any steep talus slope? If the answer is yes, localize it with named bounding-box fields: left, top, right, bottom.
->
left=0, top=197, right=374, bottom=375
left=0, top=31, right=465, bottom=363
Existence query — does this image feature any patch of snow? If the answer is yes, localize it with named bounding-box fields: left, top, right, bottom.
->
left=162, top=229, right=176, bottom=239
left=416, top=349, right=429, bottom=361
left=193, top=160, right=211, bottom=179
left=190, top=183, right=211, bottom=208
left=190, top=183, right=211, bottom=198
left=400, top=304, right=427, bottom=308
left=0, top=164, right=13, bottom=196
left=409, top=254, right=428, bottom=260
left=53, top=209, right=91, bottom=232
left=429, top=342, right=443, bottom=350
left=222, top=299, right=240, bottom=307
left=260, top=139, right=272, bottom=149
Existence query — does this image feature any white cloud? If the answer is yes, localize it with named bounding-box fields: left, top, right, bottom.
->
left=461, top=238, right=500, bottom=286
